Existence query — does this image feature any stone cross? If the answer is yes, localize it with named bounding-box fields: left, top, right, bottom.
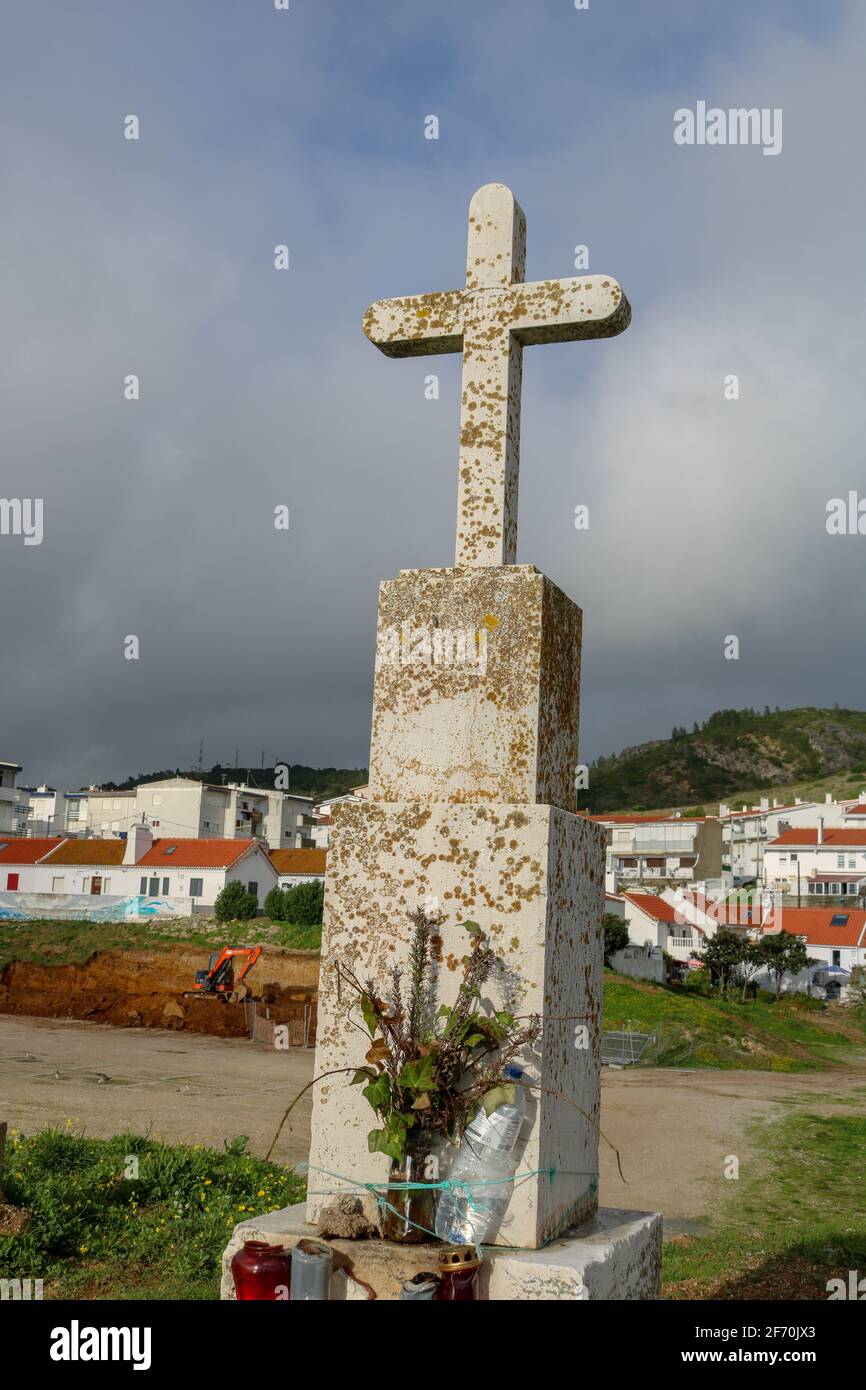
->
left=363, top=183, right=631, bottom=567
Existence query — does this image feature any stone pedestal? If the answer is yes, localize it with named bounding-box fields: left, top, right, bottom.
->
left=221, top=1203, right=662, bottom=1301
left=369, top=565, right=582, bottom=809
left=307, top=798, right=604, bottom=1248
left=221, top=560, right=662, bottom=1295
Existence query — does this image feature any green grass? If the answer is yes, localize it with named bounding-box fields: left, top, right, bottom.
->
left=603, top=971, right=866, bottom=1071
left=663, top=1109, right=866, bottom=1299
left=0, top=1130, right=306, bottom=1300
left=0, top=917, right=320, bottom=968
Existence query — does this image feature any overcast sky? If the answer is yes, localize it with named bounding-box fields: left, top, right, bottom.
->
left=2, top=0, right=864, bottom=791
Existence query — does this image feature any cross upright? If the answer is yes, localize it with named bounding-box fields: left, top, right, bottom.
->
left=363, top=183, right=631, bottom=566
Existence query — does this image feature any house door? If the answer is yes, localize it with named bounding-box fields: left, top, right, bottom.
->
left=6, top=873, right=19, bottom=890
left=90, top=877, right=102, bottom=895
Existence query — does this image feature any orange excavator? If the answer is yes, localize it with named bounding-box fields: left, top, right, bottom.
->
left=189, top=946, right=262, bottom=1004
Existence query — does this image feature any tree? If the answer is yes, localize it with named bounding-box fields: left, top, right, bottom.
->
left=737, top=940, right=764, bottom=1001
left=754, top=931, right=812, bottom=1000
left=281, top=878, right=324, bottom=926
left=264, top=885, right=289, bottom=922
left=696, top=929, right=747, bottom=996
left=603, top=913, right=630, bottom=966
left=214, top=879, right=258, bottom=922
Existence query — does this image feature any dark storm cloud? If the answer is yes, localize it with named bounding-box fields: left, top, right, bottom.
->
left=0, top=0, right=861, bottom=789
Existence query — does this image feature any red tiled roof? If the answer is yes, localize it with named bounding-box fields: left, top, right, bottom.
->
left=761, top=907, right=866, bottom=948
left=768, top=828, right=866, bottom=848
left=589, top=813, right=703, bottom=824
left=623, top=892, right=681, bottom=922
left=0, top=836, right=62, bottom=864
left=43, top=840, right=126, bottom=866
left=268, top=848, right=326, bottom=875
left=136, top=838, right=258, bottom=869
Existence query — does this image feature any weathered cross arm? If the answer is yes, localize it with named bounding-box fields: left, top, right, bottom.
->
left=362, top=290, right=464, bottom=357
left=504, top=276, right=631, bottom=344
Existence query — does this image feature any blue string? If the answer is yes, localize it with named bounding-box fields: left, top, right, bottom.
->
left=303, top=1161, right=599, bottom=1251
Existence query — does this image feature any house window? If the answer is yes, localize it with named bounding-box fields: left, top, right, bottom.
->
left=161, top=877, right=170, bottom=895
left=190, top=878, right=203, bottom=897
left=103, top=877, right=111, bottom=894
left=837, top=855, right=845, bottom=868
left=832, top=950, right=841, bottom=966
left=849, top=858, right=856, bottom=869
left=247, top=882, right=258, bottom=897
left=139, top=877, right=147, bottom=894
left=6, top=873, right=19, bottom=890
left=52, top=877, right=65, bottom=892
left=790, top=853, right=798, bottom=862
left=148, top=877, right=159, bottom=895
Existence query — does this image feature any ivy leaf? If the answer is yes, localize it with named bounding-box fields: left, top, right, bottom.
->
left=463, top=920, right=482, bottom=937
left=360, top=993, right=379, bottom=1038
left=495, top=1010, right=515, bottom=1030
left=350, top=1067, right=377, bottom=1086
left=411, top=1092, right=432, bottom=1110
left=362, top=1073, right=392, bottom=1113
left=367, top=1128, right=404, bottom=1162
left=481, top=1082, right=515, bottom=1116
left=436, top=1004, right=452, bottom=1019
left=399, top=1054, right=437, bottom=1092
left=365, top=1038, right=391, bottom=1068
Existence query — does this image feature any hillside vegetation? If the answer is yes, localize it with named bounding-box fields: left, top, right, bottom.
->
left=98, top=764, right=367, bottom=802
left=580, top=706, right=866, bottom=813
left=603, top=972, right=866, bottom=1071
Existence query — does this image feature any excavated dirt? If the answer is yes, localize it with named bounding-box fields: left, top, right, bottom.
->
left=0, top=943, right=320, bottom=1039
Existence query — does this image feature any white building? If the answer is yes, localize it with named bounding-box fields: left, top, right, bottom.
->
left=85, top=789, right=138, bottom=838
left=0, top=836, right=63, bottom=892
left=719, top=794, right=856, bottom=883
left=0, top=761, right=24, bottom=836
left=755, top=906, right=866, bottom=998
left=763, top=821, right=866, bottom=902
left=590, top=813, right=722, bottom=894
left=127, top=778, right=314, bottom=848
left=0, top=824, right=278, bottom=912
left=268, top=847, right=326, bottom=889
left=621, top=890, right=707, bottom=962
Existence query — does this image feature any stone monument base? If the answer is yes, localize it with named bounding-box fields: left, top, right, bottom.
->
left=220, top=1203, right=662, bottom=1301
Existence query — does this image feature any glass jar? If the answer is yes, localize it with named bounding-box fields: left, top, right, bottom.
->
left=437, top=1245, right=482, bottom=1300
left=230, top=1240, right=292, bottom=1300
left=383, top=1132, right=437, bottom=1244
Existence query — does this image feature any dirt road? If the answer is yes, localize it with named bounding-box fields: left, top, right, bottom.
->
left=0, top=1015, right=314, bottom=1169
left=2, top=1015, right=864, bottom=1227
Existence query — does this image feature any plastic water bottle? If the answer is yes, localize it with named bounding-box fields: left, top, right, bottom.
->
left=434, top=1064, right=526, bottom=1245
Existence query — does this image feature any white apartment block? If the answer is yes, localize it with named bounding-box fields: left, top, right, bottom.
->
left=763, top=819, right=866, bottom=902
left=16, top=785, right=89, bottom=838
left=719, top=793, right=860, bottom=883
left=130, top=777, right=314, bottom=847
left=0, top=761, right=23, bottom=835
left=591, top=813, right=723, bottom=894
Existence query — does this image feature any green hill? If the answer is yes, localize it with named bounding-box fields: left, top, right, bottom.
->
left=99, top=764, right=367, bottom=803
left=580, top=706, right=866, bottom=813
left=603, top=972, right=866, bottom=1071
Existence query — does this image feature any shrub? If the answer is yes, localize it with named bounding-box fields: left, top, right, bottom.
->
left=214, top=880, right=258, bottom=923
left=264, top=886, right=289, bottom=922
left=281, top=879, right=324, bottom=926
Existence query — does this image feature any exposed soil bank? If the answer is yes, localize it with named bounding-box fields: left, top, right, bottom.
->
left=0, top=943, right=320, bottom=1038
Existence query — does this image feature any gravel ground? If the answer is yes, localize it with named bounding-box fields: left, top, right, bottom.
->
left=2, top=1014, right=863, bottom=1228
